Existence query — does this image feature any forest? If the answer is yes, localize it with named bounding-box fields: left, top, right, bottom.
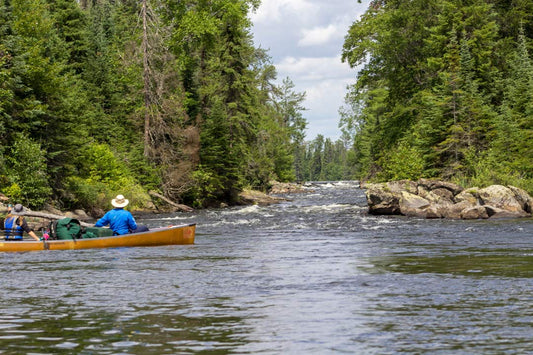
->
left=0, top=0, right=352, bottom=211
left=340, top=0, right=533, bottom=193
left=2, top=0, right=533, bottom=212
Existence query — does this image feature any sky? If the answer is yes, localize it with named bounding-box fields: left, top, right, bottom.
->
left=250, top=0, right=370, bottom=141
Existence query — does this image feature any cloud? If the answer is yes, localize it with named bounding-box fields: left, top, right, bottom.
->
left=249, top=0, right=317, bottom=24
left=298, top=24, right=339, bottom=47
left=276, top=56, right=353, bottom=82
left=250, top=0, right=371, bottom=139
left=274, top=56, right=356, bottom=139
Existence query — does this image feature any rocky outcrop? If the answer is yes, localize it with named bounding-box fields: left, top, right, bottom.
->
left=238, top=189, right=288, bottom=206
left=364, top=179, right=533, bottom=219
left=269, top=181, right=309, bottom=194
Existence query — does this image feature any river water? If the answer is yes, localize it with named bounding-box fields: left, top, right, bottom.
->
left=1, top=181, right=532, bottom=354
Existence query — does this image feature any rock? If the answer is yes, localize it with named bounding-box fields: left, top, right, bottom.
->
left=508, top=185, right=533, bottom=214
left=365, top=183, right=401, bottom=215
left=388, top=180, right=419, bottom=194
left=43, top=204, right=63, bottom=216
left=73, top=209, right=91, bottom=221
left=455, top=189, right=479, bottom=204
left=90, top=207, right=105, bottom=219
left=239, top=189, right=287, bottom=206
left=418, top=178, right=464, bottom=195
left=477, top=185, right=524, bottom=213
left=461, top=206, right=489, bottom=219
left=484, top=205, right=529, bottom=219
left=399, top=191, right=430, bottom=217
left=269, top=181, right=308, bottom=194
left=363, top=179, right=533, bottom=220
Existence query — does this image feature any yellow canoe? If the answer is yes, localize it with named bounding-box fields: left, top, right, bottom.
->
left=0, top=223, right=195, bottom=252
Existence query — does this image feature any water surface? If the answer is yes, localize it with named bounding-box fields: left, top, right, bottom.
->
left=1, top=181, right=532, bottom=354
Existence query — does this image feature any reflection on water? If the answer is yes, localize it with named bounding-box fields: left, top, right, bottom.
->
left=366, top=253, right=533, bottom=277
left=0, top=181, right=532, bottom=354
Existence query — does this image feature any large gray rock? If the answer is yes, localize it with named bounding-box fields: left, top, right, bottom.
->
left=507, top=186, right=533, bottom=214
left=364, top=179, right=532, bottom=220
left=399, top=191, right=431, bottom=217
left=365, top=183, right=401, bottom=215
left=477, top=185, right=525, bottom=213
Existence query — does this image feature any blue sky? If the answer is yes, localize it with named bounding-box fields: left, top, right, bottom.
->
left=250, top=0, right=370, bottom=140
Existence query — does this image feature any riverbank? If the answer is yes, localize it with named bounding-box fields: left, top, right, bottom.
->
left=0, top=181, right=308, bottom=232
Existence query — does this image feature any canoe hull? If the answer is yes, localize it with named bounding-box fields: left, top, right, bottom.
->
left=0, top=223, right=195, bottom=252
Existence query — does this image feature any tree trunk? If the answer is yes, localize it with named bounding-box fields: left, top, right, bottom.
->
left=149, top=191, right=194, bottom=212
left=142, top=0, right=151, bottom=157
left=19, top=211, right=94, bottom=227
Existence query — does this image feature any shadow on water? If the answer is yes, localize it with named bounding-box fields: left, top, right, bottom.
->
left=363, top=253, right=533, bottom=278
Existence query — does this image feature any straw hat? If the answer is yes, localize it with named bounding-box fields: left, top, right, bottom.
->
left=111, top=194, right=129, bottom=208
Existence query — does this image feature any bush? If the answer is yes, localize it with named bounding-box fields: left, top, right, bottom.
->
left=2, top=134, right=51, bottom=208
left=184, top=166, right=224, bottom=208
left=65, top=143, right=152, bottom=210
left=378, top=141, right=425, bottom=181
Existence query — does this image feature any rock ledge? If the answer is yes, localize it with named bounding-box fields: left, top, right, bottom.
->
left=363, top=179, right=533, bottom=219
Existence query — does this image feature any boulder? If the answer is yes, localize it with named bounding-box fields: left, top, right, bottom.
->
left=461, top=206, right=489, bottom=219
left=508, top=185, right=533, bottom=214
left=484, top=205, right=530, bottom=219
left=399, top=191, right=430, bottom=217
left=437, top=200, right=476, bottom=219
left=269, top=181, right=308, bottom=194
left=477, top=185, right=525, bottom=213
left=363, top=179, right=533, bottom=220
left=239, top=189, right=288, bottom=206
left=418, top=178, right=464, bottom=196
left=365, top=183, right=401, bottom=215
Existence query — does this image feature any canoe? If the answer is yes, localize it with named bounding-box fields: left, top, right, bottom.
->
left=0, top=223, right=195, bottom=252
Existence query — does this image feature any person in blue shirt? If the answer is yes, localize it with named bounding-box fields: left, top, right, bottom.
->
left=95, top=195, right=138, bottom=235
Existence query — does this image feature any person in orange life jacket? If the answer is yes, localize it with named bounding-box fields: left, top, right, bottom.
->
left=3, top=204, right=40, bottom=241
left=94, top=195, right=148, bottom=235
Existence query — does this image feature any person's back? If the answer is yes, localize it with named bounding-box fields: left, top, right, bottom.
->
left=4, top=209, right=24, bottom=240
left=95, top=207, right=137, bottom=235
left=94, top=195, right=137, bottom=235
left=3, top=204, right=40, bottom=241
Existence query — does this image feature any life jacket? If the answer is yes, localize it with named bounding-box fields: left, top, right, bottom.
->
left=4, top=215, right=23, bottom=240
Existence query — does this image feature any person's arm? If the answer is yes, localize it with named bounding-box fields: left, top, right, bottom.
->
left=18, top=218, right=40, bottom=241
left=28, top=230, right=40, bottom=241
left=95, top=212, right=109, bottom=227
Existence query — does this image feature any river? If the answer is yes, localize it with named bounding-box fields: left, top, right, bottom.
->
left=1, top=181, right=532, bottom=354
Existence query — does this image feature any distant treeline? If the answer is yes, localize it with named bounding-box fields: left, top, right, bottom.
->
left=1, top=0, right=349, bottom=210
left=340, top=0, right=533, bottom=193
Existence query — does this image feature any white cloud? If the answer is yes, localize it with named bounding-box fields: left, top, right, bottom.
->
left=298, top=24, right=339, bottom=47
left=274, top=56, right=356, bottom=139
left=250, top=0, right=371, bottom=139
left=249, top=0, right=316, bottom=24
left=276, top=56, right=353, bottom=82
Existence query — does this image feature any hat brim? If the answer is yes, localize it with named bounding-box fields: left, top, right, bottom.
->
left=112, top=199, right=129, bottom=208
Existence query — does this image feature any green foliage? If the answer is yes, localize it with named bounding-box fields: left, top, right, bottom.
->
left=2, top=134, right=51, bottom=207
left=0, top=0, right=314, bottom=210
left=377, top=141, right=425, bottom=181
left=298, top=135, right=355, bottom=182
left=65, top=143, right=151, bottom=210
left=341, top=0, right=533, bottom=193
left=185, top=166, right=224, bottom=208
